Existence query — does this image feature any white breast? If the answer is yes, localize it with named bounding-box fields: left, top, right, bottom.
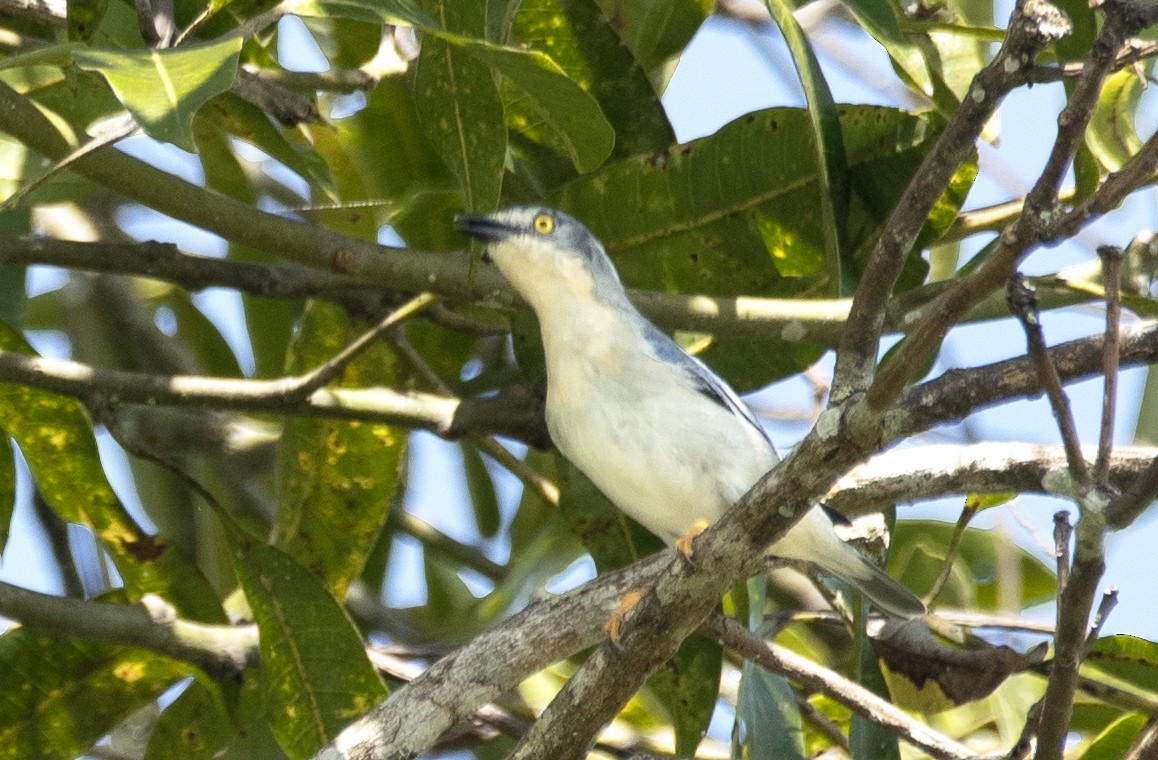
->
left=539, top=302, right=776, bottom=543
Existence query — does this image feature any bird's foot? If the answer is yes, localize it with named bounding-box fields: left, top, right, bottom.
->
left=675, top=520, right=711, bottom=565
left=605, top=586, right=647, bottom=647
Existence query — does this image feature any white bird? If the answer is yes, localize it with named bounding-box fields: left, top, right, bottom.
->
left=457, top=205, right=924, bottom=619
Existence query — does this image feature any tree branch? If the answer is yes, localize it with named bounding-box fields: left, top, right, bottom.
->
left=0, top=581, right=257, bottom=677
left=867, top=0, right=1156, bottom=411
left=703, top=615, right=978, bottom=760
left=832, top=0, right=1073, bottom=400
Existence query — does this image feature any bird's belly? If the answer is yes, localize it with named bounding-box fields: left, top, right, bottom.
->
left=546, top=362, right=772, bottom=544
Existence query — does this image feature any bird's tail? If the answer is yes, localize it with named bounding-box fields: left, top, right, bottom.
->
left=772, top=508, right=926, bottom=619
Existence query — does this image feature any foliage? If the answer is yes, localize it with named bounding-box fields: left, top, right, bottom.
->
left=0, top=0, right=1156, bottom=758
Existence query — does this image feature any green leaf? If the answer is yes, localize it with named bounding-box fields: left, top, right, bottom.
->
left=153, top=288, right=244, bottom=378
left=0, top=630, right=188, bottom=760
left=273, top=301, right=405, bottom=596
left=313, top=77, right=458, bottom=249
left=414, top=35, right=506, bottom=212
left=1078, top=712, right=1147, bottom=760
left=512, top=0, right=675, bottom=159
left=552, top=106, right=942, bottom=297
left=1084, top=635, right=1158, bottom=694
left=891, top=520, right=1056, bottom=609
left=463, top=443, right=502, bottom=538
left=842, top=0, right=935, bottom=99
left=591, top=0, right=710, bottom=70
left=850, top=611, right=899, bottom=760
left=73, top=37, right=242, bottom=151
left=197, top=92, right=338, bottom=200
left=737, top=659, right=805, bottom=759
left=144, top=679, right=233, bottom=760
left=647, top=634, right=721, bottom=756
left=762, top=0, right=848, bottom=294
left=1087, top=69, right=1145, bottom=174
left=67, top=0, right=108, bottom=41
left=442, top=33, right=615, bottom=173
left=228, top=528, right=387, bottom=760
left=286, top=0, right=435, bottom=28
left=549, top=106, right=952, bottom=389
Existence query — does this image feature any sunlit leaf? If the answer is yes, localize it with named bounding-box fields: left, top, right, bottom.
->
left=1077, top=712, right=1147, bottom=760
left=763, top=0, right=848, bottom=294
left=0, top=320, right=219, bottom=613
left=73, top=37, right=242, bottom=150
left=892, top=521, right=1055, bottom=609
left=414, top=36, right=506, bottom=212
left=512, top=0, right=674, bottom=160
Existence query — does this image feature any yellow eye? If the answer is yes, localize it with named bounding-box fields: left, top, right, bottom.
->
left=533, top=214, right=554, bottom=235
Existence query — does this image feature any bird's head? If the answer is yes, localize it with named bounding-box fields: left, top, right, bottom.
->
left=455, top=206, right=624, bottom=310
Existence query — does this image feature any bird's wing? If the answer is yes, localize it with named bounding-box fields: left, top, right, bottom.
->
left=639, top=321, right=771, bottom=444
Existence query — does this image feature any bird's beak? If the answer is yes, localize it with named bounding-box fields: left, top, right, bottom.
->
left=454, top=214, right=518, bottom=242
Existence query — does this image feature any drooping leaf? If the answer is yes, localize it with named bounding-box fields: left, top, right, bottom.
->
left=272, top=300, right=405, bottom=596
left=1077, top=712, right=1147, bottom=760
left=73, top=37, right=242, bottom=151
left=1087, top=69, right=1145, bottom=174
left=227, top=526, right=387, bottom=760
left=590, top=0, right=710, bottom=71
left=648, top=634, right=722, bottom=756
left=445, top=33, right=615, bottom=173
left=1084, top=636, right=1158, bottom=695
left=0, top=435, right=13, bottom=556
left=414, top=36, right=506, bottom=212
left=737, top=659, right=805, bottom=760
left=891, top=520, right=1056, bottom=609
left=763, top=0, right=849, bottom=295
left=285, top=0, right=435, bottom=28
left=462, top=442, right=501, bottom=538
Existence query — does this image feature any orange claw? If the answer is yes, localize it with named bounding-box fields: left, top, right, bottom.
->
left=605, top=587, right=647, bottom=645
left=674, top=519, right=711, bottom=564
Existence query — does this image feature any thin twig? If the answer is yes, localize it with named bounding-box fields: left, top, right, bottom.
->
left=1083, top=586, right=1118, bottom=653
left=703, top=615, right=978, bottom=760
left=831, top=0, right=1073, bottom=400
left=1094, top=245, right=1124, bottom=485
left=866, top=0, right=1154, bottom=412
left=287, top=292, right=438, bottom=399
left=1007, top=276, right=1091, bottom=489
left=1106, top=453, right=1158, bottom=529
left=1123, top=719, right=1158, bottom=760
left=924, top=498, right=979, bottom=605
left=387, top=333, right=560, bottom=507
left=1053, top=511, right=1072, bottom=592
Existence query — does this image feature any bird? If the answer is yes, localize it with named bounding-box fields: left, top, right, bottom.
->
left=456, top=205, right=925, bottom=619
